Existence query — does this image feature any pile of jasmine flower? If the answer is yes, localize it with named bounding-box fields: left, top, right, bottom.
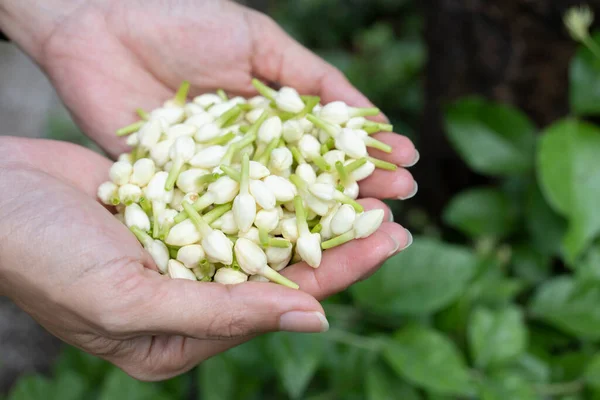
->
left=97, top=80, right=397, bottom=289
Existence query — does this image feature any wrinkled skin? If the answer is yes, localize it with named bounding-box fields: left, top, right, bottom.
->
left=0, top=0, right=417, bottom=381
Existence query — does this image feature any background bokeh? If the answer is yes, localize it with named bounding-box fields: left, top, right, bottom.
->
left=2, top=0, right=600, bottom=398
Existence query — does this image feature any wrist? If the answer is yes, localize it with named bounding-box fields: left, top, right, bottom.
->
left=0, top=0, right=86, bottom=62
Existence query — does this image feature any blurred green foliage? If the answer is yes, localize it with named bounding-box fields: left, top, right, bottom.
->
left=10, top=1, right=600, bottom=400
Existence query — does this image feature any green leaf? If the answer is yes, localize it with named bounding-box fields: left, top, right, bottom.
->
left=8, top=375, right=52, bottom=400
left=198, top=354, right=237, bottom=400
left=586, top=354, right=600, bottom=390
left=525, top=181, right=566, bottom=257
left=267, top=332, right=325, bottom=399
left=54, top=346, right=111, bottom=386
left=570, top=33, right=600, bottom=115
left=578, top=244, right=600, bottom=282
left=511, top=245, right=551, bottom=286
left=479, top=370, right=537, bottom=400
left=351, top=237, right=477, bottom=315
left=468, top=306, right=528, bottom=368
left=444, top=97, right=536, bottom=176
left=530, top=276, right=600, bottom=340
left=365, top=363, right=421, bottom=400
left=537, top=119, right=600, bottom=262
left=383, top=325, right=474, bottom=396
left=98, top=368, right=169, bottom=400
left=443, top=187, right=516, bottom=238
left=513, top=353, right=551, bottom=384
left=51, top=371, right=88, bottom=400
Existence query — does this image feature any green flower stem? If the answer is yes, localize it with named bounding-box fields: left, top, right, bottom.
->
left=152, top=202, right=161, bottom=238
left=363, top=121, right=393, bottom=133
left=256, top=137, right=280, bottom=165
left=351, top=107, right=380, bottom=117
left=247, top=111, right=269, bottom=136
left=306, top=114, right=339, bottom=137
left=222, top=113, right=266, bottom=165
left=269, top=238, right=291, bottom=248
left=299, top=96, right=320, bottom=116
left=116, top=121, right=144, bottom=137
left=363, top=136, right=392, bottom=153
left=320, top=143, right=329, bottom=155
left=334, top=191, right=363, bottom=213
left=182, top=202, right=213, bottom=237
left=159, top=220, right=174, bottom=241
left=168, top=246, right=178, bottom=259
left=336, top=183, right=345, bottom=192
left=216, top=89, right=228, bottom=101
left=335, top=161, right=350, bottom=186
left=261, top=267, right=300, bottom=289
left=136, top=108, right=149, bottom=120
left=259, top=227, right=270, bottom=246
left=345, top=158, right=367, bottom=173
left=321, top=230, right=355, bottom=249
left=583, top=36, right=600, bottom=60
left=290, top=146, right=306, bottom=164
left=367, top=156, right=398, bottom=171
left=294, top=195, right=310, bottom=236
left=174, top=80, right=190, bottom=106
left=173, top=193, right=215, bottom=224
left=165, top=158, right=184, bottom=191
left=279, top=111, right=296, bottom=121
left=238, top=104, right=253, bottom=111
left=289, top=174, right=308, bottom=192
left=205, top=131, right=235, bottom=146
left=312, top=155, right=331, bottom=172
left=239, top=125, right=250, bottom=133
left=240, top=153, right=250, bottom=194
left=251, top=78, right=277, bottom=100
left=197, top=172, right=221, bottom=186
left=139, top=197, right=152, bottom=215
left=130, top=226, right=152, bottom=247
left=110, top=196, right=120, bottom=206
left=215, top=105, right=242, bottom=128
left=311, top=223, right=322, bottom=234
left=307, top=218, right=320, bottom=228
left=204, top=203, right=233, bottom=224
left=219, top=165, right=241, bottom=182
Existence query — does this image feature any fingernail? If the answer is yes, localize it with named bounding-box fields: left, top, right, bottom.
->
left=279, top=311, right=329, bottom=333
left=388, top=208, right=394, bottom=222
left=387, top=232, right=401, bottom=257
left=402, top=229, right=413, bottom=250
left=398, top=181, right=418, bottom=200
left=403, top=150, right=420, bottom=167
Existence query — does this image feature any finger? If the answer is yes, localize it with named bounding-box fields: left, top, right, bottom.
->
left=368, top=132, right=419, bottom=168
left=130, top=278, right=328, bottom=339
left=0, top=136, right=113, bottom=197
left=358, top=167, right=418, bottom=200
left=245, top=11, right=386, bottom=118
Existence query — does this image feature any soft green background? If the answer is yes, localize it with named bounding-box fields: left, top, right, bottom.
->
left=7, top=1, right=600, bottom=399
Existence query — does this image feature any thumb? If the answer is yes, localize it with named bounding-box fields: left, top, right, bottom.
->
left=136, top=277, right=328, bottom=338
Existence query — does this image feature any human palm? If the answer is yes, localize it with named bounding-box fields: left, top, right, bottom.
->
left=0, top=0, right=418, bottom=381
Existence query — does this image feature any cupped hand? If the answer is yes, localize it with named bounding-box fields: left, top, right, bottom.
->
left=0, top=137, right=410, bottom=381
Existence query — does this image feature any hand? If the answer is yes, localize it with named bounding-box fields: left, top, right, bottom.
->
left=0, top=137, right=410, bottom=381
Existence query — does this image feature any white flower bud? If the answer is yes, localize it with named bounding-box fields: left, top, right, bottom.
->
left=114, top=213, right=125, bottom=223
left=213, top=267, right=248, bottom=284
left=323, top=150, right=346, bottom=167
left=258, top=116, right=282, bottom=143
left=145, top=171, right=174, bottom=203
left=233, top=193, right=256, bottom=233
left=264, top=175, right=297, bottom=202
left=254, top=208, right=280, bottom=232
left=298, top=134, right=321, bottom=160
left=177, top=244, right=205, bottom=269
left=150, top=140, right=174, bottom=167
left=118, top=184, right=142, bottom=205
left=354, top=209, right=385, bottom=239
left=269, top=147, right=293, bottom=171
left=266, top=245, right=293, bottom=269
left=344, top=181, right=360, bottom=199
left=166, top=219, right=201, bottom=246
left=192, top=263, right=216, bottom=280
left=97, top=181, right=118, bottom=205
left=346, top=160, right=375, bottom=181
left=169, top=136, right=195, bottom=162
left=150, top=107, right=185, bottom=125
left=249, top=161, right=271, bottom=179
left=168, top=259, right=197, bottom=280
left=189, top=145, right=227, bottom=168
left=124, top=204, right=150, bottom=231
left=316, top=172, right=336, bottom=186
left=157, top=208, right=178, bottom=228
left=176, top=168, right=209, bottom=193
left=181, top=192, right=199, bottom=207
left=346, top=116, right=366, bottom=129
left=138, top=120, right=163, bottom=150
left=130, top=158, right=155, bottom=186
left=118, top=154, right=133, bottom=164
left=275, top=87, right=304, bottom=113
left=238, top=226, right=261, bottom=244
left=249, top=179, right=276, bottom=210
left=212, top=210, right=239, bottom=234
left=249, top=95, right=269, bottom=108
left=193, top=93, right=222, bottom=108
left=308, top=183, right=337, bottom=201
left=296, top=164, right=317, bottom=185
left=281, top=218, right=299, bottom=242
left=203, top=230, right=233, bottom=265
left=109, top=161, right=133, bottom=185
left=208, top=102, right=237, bottom=118
left=249, top=274, right=269, bottom=282
left=169, top=189, right=185, bottom=210
left=167, top=124, right=196, bottom=140
left=208, top=176, right=239, bottom=204
left=298, top=117, right=314, bottom=132
left=331, top=204, right=356, bottom=236
left=335, top=128, right=367, bottom=158
left=147, top=239, right=169, bottom=274
left=185, top=113, right=214, bottom=128
left=234, top=238, right=268, bottom=275
left=194, top=122, right=221, bottom=143
left=297, top=232, right=322, bottom=268
left=184, top=103, right=205, bottom=117
left=319, top=204, right=339, bottom=241
left=319, top=101, right=351, bottom=124
left=246, top=108, right=266, bottom=124
left=305, top=194, right=331, bottom=216
left=126, top=132, right=139, bottom=147
left=282, top=120, right=304, bottom=143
